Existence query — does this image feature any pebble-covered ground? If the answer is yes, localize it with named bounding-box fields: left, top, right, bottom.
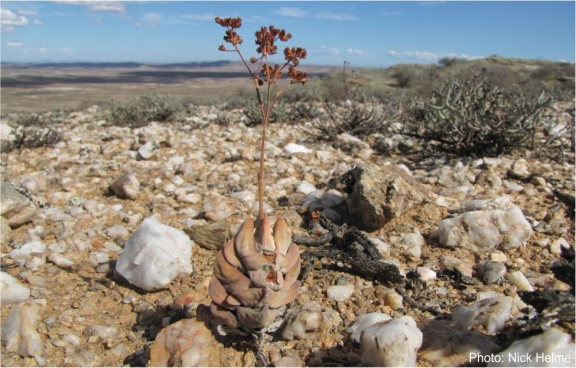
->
left=1, top=101, right=574, bottom=367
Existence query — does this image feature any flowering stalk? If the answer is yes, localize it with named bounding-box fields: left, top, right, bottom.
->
left=209, top=17, right=307, bottom=341
left=215, top=16, right=308, bottom=221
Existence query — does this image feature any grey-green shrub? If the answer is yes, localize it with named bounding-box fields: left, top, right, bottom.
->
left=404, top=75, right=552, bottom=156
left=106, top=91, right=186, bottom=127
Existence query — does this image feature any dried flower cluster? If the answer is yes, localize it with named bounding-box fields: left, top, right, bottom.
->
left=210, top=17, right=306, bottom=333
left=215, top=16, right=308, bottom=87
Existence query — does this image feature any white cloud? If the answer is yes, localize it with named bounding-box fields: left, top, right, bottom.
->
left=7, top=41, right=23, bottom=47
left=18, top=10, right=37, bottom=16
left=142, top=12, right=162, bottom=28
left=55, top=1, right=126, bottom=14
left=33, top=19, right=42, bottom=25
left=406, top=50, right=440, bottom=60
left=23, top=46, right=72, bottom=55
left=1, top=8, right=29, bottom=32
left=181, top=13, right=215, bottom=21
left=319, top=46, right=341, bottom=56
left=274, top=7, right=305, bottom=18
left=347, top=48, right=369, bottom=56
left=314, top=12, right=356, bottom=21
left=389, top=49, right=484, bottom=61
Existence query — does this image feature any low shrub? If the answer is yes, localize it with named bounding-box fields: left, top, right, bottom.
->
left=106, top=91, right=186, bottom=127
left=404, top=74, right=552, bottom=156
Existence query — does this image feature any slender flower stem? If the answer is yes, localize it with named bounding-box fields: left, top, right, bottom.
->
left=215, top=16, right=308, bottom=222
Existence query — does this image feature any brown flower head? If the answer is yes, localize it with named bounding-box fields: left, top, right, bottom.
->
left=215, top=17, right=243, bottom=47
left=215, top=16, right=242, bottom=29
left=261, top=64, right=282, bottom=83
left=255, top=25, right=292, bottom=56
left=288, top=66, right=308, bottom=85
left=284, top=47, right=307, bottom=67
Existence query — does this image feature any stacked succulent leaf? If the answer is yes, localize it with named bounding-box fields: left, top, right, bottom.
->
left=209, top=214, right=301, bottom=330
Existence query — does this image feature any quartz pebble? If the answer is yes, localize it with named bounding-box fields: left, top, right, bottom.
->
left=1, top=304, right=45, bottom=365
left=0, top=272, right=31, bottom=305
left=110, top=172, right=140, bottom=200
left=452, top=295, right=513, bottom=334
left=432, top=196, right=532, bottom=252
left=282, top=302, right=324, bottom=340
left=346, top=312, right=391, bottom=343
left=283, top=143, right=312, bottom=154
left=327, top=284, right=355, bottom=302
left=115, top=218, right=194, bottom=291
left=359, top=316, right=423, bottom=367
left=150, top=319, right=221, bottom=367
left=507, top=270, right=534, bottom=291
left=488, top=328, right=575, bottom=367
left=417, top=266, right=437, bottom=281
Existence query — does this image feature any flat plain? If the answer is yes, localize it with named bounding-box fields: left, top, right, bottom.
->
left=1, top=61, right=333, bottom=113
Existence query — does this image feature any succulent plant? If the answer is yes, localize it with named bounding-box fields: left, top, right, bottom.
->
left=209, top=214, right=301, bottom=330
left=209, top=17, right=306, bottom=334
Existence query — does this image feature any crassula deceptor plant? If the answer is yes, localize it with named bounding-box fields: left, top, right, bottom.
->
left=209, top=17, right=307, bottom=333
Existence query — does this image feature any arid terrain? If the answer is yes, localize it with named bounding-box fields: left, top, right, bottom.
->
left=1, top=61, right=333, bottom=113
left=1, top=59, right=574, bottom=367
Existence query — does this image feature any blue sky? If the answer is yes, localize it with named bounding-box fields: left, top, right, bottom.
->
left=1, top=1, right=574, bottom=67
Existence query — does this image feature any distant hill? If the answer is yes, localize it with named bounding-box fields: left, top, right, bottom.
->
left=0, top=60, right=235, bottom=69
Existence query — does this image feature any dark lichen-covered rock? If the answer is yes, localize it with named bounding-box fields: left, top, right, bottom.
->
left=0, top=181, right=38, bottom=228
left=345, top=164, right=428, bottom=232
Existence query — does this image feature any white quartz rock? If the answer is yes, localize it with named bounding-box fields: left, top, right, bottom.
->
left=326, top=284, right=355, bottom=302
left=488, top=328, right=575, bottom=367
left=432, top=196, right=532, bottom=252
left=284, top=143, right=312, bottom=154
left=507, top=270, right=534, bottom=291
left=137, top=140, right=159, bottom=160
left=115, top=218, right=194, bottom=291
left=48, top=253, right=74, bottom=269
left=452, top=295, right=513, bottom=334
left=1, top=304, right=45, bottom=365
left=360, top=316, right=423, bottom=367
left=346, top=312, right=391, bottom=344
left=0, top=272, right=30, bottom=305
left=9, top=241, right=46, bottom=265
left=295, top=180, right=316, bottom=195
left=282, top=302, right=324, bottom=341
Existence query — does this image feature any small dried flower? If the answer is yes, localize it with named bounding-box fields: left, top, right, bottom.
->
left=261, top=64, right=282, bottom=83
left=215, top=17, right=244, bottom=46
left=288, top=66, right=308, bottom=85
left=224, top=29, right=243, bottom=46
left=284, top=47, right=307, bottom=66
left=215, top=16, right=242, bottom=29
left=254, top=25, right=291, bottom=56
